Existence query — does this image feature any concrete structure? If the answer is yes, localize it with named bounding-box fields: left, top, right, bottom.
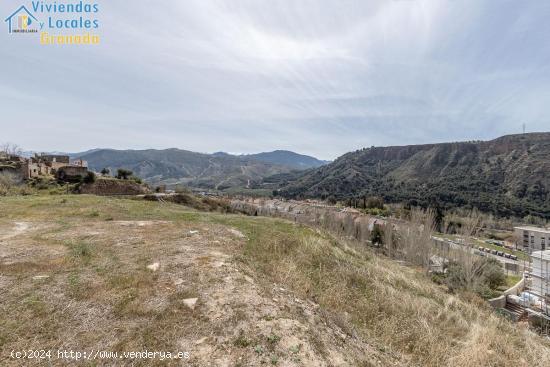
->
left=530, top=250, right=550, bottom=300
left=71, top=159, right=88, bottom=168
left=514, top=226, right=550, bottom=252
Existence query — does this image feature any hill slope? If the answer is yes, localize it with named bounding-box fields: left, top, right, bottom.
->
left=277, top=133, right=550, bottom=218
left=1, top=195, right=549, bottom=366
left=78, top=148, right=295, bottom=189
left=244, top=150, right=329, bottom=169
left=76, top=149, right=326, bottom=189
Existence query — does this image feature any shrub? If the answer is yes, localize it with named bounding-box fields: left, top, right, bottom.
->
left=370, top=224, right=384, bottom=246
left=130, top=176, right=142, bottom=184
left=83, top=171, right=96, bottom=184
left=116, top=168, right=133, bottom=180
left=0, top=172, right=16, bottom=195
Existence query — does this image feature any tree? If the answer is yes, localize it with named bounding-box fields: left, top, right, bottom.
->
left=370, top=224, right=384, bottom=246
left=116, top=168, right=133, bottom=180
left=482, top=258, right=506, bottom=290
left=100, top=168, right=110, bottom=176
left=0, top=143, right=22, bottom=156
left=394, top=208, right=436, bottom=270
left=366, top=196, right=384, bottom=210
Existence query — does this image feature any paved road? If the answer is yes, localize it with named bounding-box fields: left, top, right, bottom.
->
left=431, top=236, right=525, bottom=268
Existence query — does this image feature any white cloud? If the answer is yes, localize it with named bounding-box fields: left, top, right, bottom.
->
left=0, top=0, right=548, bottom=160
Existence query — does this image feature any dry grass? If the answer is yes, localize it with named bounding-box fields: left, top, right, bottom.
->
left=217, top=215, right=550, bottom=367
left=0, top=195, right=549, bottom=366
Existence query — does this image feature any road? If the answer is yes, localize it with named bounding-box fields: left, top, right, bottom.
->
left=431, top=236, right=525, bottom=269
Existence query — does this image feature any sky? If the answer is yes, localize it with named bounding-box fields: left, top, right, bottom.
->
left=1, top=0, right=549, bottom=160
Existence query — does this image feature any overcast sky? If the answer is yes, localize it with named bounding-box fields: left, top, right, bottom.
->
left=1, top=0, right=549, bottom=160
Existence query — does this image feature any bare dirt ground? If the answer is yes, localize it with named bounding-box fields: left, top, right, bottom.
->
left=0, top=216, right=398, bottom=366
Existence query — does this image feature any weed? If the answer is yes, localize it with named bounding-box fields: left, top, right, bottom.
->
left=266, top=334, right=280, bottom=344
left=254, top=345, right=264, bottom=355
left=233, top=331, right=252, bottom=348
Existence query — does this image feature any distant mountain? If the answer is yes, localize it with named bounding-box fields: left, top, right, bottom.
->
left=77, top=148, right=322, bottom=190
left=21, top=149, right=103, bottom=158
left=275, top=133, right=550, bottom=219
left=244, top=150, right=329, bottom=170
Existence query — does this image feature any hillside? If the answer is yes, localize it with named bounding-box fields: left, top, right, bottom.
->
left=76, top=149, right=326, bottom=190
left=77, top=148, right=295, bottom=190
left=244, top=150, right=329, bottom=170
left=276, top=133, right=550, bottom=218
left=1, top=195, right=549, bottom=366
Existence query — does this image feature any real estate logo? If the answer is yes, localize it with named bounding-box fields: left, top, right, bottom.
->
left=4, top=5, right=39, bottom=34
left=4, top=1, right=101, bottom=45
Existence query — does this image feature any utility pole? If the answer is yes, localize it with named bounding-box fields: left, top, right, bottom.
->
left=522, top=123, right=526, bottom=134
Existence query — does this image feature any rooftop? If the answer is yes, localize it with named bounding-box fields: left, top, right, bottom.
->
left=515, top=226, right=550, bottom=233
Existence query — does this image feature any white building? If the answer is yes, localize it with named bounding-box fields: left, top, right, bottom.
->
left=514, top=226, right=550, bottom=251
left=530, top=250, right=550, bottom=299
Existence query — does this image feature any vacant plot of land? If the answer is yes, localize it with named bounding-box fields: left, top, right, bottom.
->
left=0, top=195, right=549, bottom=366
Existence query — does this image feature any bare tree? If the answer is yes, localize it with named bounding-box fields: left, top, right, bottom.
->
left=0, top=143, right=23, bottom=156
left=448, top=209, right=488, bottom=291
left=383, top=221, right=397, bottom=259
left=395, top=208, right=436, bottom=270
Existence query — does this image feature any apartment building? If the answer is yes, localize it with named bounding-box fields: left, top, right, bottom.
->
left=515, top=226, right=550, bottom=252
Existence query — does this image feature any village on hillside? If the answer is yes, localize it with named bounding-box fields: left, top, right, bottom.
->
left=0, top=152, right=89, bottom=182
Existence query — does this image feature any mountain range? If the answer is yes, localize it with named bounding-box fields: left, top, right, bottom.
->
left=274, top=133, right=550, bottom=219
left=74, top=149, right=327, bottom=190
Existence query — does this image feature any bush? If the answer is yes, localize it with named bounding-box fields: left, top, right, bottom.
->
left=116, top=168, right=133, bottom=180
left=129, top=176, right=142, bottom=184
left=370, top=224, right=384, bottom=246
left=444, top=257, right=506, bottom=298
left=482, top=258, right=506, bottom=290
left=83, top=171, right=96, bottom=184
left=0, top=172, right=16, bottom=195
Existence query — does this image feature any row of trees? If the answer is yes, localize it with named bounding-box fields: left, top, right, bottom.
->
left=99, top=167, right=141, bottom=182
left=374, top=209, right=506, bottom=297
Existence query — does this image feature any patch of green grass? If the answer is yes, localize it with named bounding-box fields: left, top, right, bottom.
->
left=67, top=240, right=93, bottom=264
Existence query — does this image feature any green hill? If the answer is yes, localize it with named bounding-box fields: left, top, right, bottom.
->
left=276, top=133, right=550, bottom=218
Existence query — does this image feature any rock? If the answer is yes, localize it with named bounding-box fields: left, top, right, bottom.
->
left=212, top=261, right=225, bottom=268
left=147, top=262, right=160, bottom=271
left=183, top=298, right=198, bottom=310
left=194, top=337, right=208, bottom=345
left=229, top=228, right=245, bottom=238
left=189, top=230, right=199, bottom=234
left=174, top=278, right=184, bottom=286
left=32, top=275, right=49, bottom=280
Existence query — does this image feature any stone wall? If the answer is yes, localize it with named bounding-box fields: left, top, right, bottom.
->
left=79, top=179, right=149, bottom=196
left=488, top=276, right=526, bottom=309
